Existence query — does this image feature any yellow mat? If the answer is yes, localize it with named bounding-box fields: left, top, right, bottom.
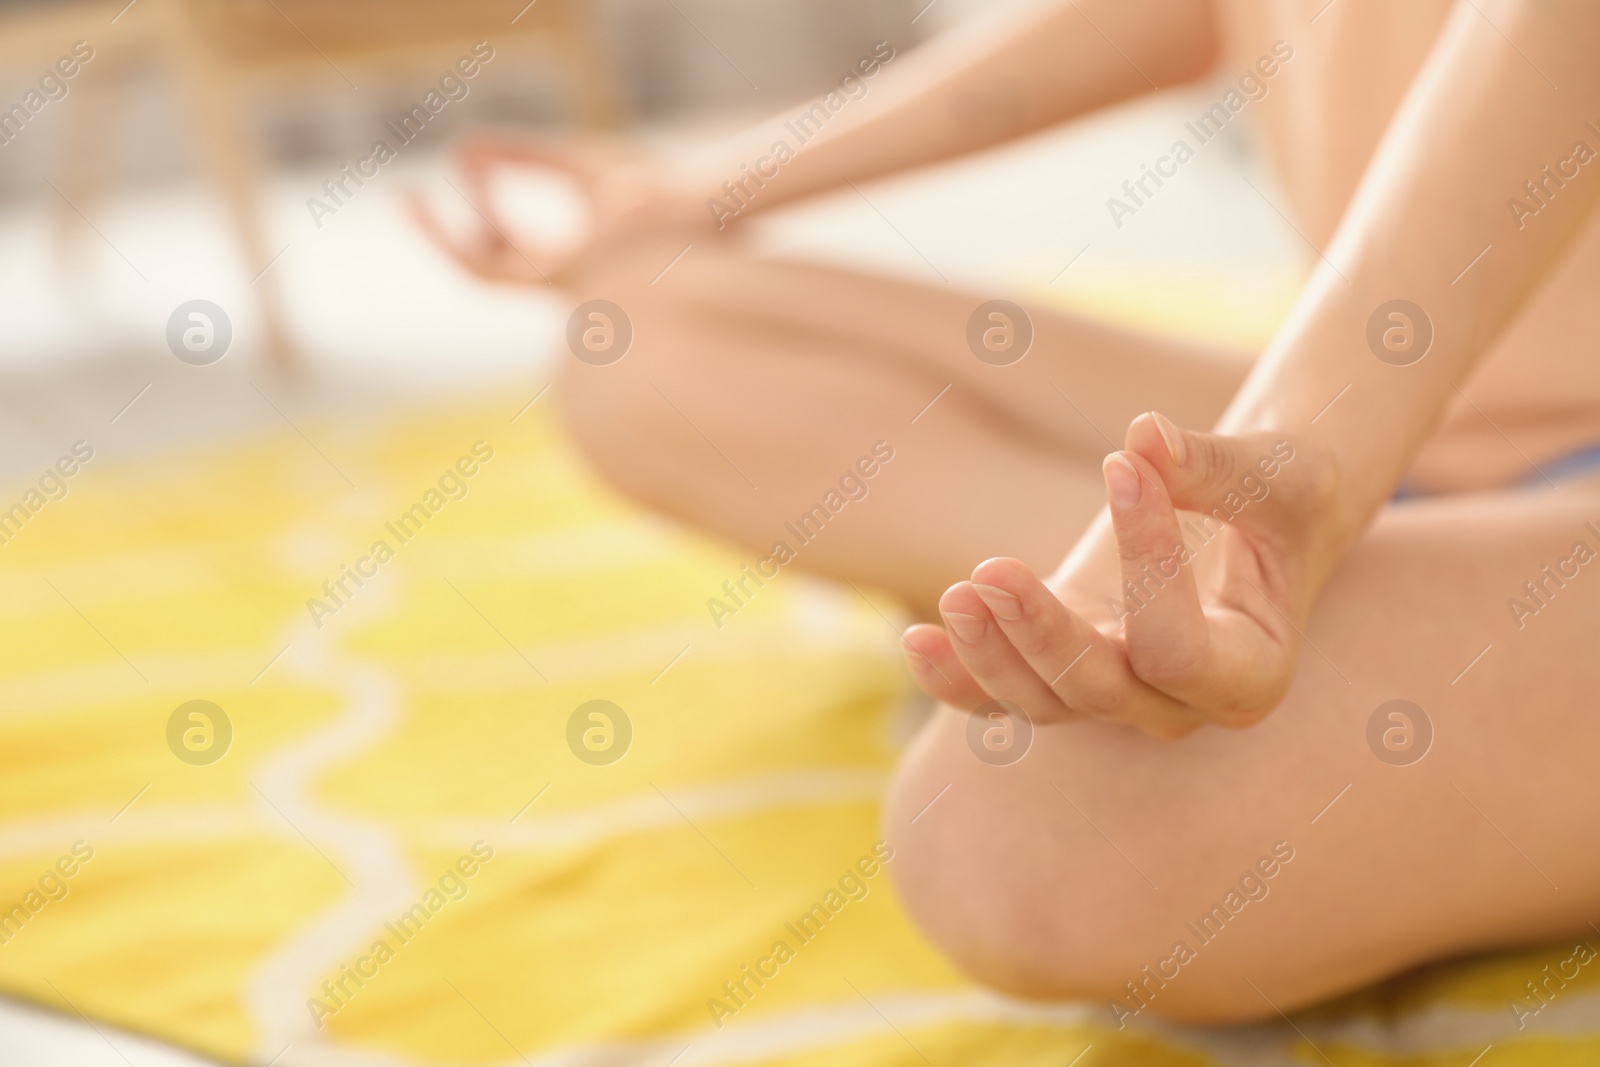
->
left=0, top=390, right=1597, bottom=1067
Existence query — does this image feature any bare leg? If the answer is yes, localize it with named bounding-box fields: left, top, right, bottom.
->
left=558, top=238, right=1250, bottom=611
left=883, top=476, right=1600, bottom=1021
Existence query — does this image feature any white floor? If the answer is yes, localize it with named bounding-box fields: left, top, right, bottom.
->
left=0, top=81, right=1300, bottom=1066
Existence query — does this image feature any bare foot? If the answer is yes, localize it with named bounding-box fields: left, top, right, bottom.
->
left=901, top=412, right=1342, bottom=737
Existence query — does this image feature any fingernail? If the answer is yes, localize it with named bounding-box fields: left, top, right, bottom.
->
left=1151, top=411, right=1186, bottom=466
left=901, top=639, right=930, bottom=666
left=942, top=611, right=987, bottom=643
left=971, top=584, right=1022, bottom=621
left=1103, top=452, right=1142, bottom=510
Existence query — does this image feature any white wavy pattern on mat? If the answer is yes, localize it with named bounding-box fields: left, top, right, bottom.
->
left=407, top=768, right=889, bottom=851
left=14, top=455, right=1595, bottom=1066
left=0, top=772, right=888, bottom=869
left=242, top=617, right=422, bottom=1065
left=0, top=808, right=265, bottom=858
left=236, top=587, right=903, bottom=1066
left=258, top=760, right=914, bottom=1067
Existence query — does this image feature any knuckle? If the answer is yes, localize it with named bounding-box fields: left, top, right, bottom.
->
left=1116, top=542, right=1151, bottom=567
left=1009, top=622, right=1057, bottom=658
left=1126, top=637, right=1205, bottom=689
left=1196, top=433, right=1236, bottom=486
left=1115, top=531, right=1179, bottom=575
left=1066, top=677, right=1130, bottom=723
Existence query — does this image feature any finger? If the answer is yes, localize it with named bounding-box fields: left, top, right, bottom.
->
left=449, top=142, right=587, bottom=283
left=406, top=192, right=555, bottom=286
left=458, top=165, right=511, bottom=255
left=452, top=134, right=613, bottom=238
left=1112, top=426, right=1305, bottom=722
left=1124, top=413, right=1329, bottom=536
left=967, top=557, right=1198, bottom=737
left=1101, top=450, right=1214, bottom=697
left=901, top=623, right=990, bottom=711
left=453, top=133, right=612, bottom=181
left=405, top=192, right=498, bottom=277
left=938, top=582, right=1076, bottom=724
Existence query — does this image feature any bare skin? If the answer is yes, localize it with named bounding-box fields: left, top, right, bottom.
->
left=420, top=0, right=1600, bottom=1023
left=888, top=477, right=1600, bottom=1022
left=553, top=241, right=1250, bottom=608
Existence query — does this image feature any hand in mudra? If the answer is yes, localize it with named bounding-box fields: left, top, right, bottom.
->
left=902, top=412, right=1343, bottom=738
left=407, top=133, right=699, bottom=286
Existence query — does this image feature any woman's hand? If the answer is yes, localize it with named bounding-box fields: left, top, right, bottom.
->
left=902, top=412, right=1343, bottom=738
left=406, top=132, right=709, bottom=286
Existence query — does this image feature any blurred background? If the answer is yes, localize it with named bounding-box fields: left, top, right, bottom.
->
left=0, top=1, right=1306, bottom=1063
left=0, top=0, right=1299, bottom=441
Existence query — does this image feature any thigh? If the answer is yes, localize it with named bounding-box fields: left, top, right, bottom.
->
left=560, top=279, right=1108, bottom=612
left=558, top=237, right=1250, bottom=607
left=566, top=237, right=1252, bottom=457
left=884, top=478, right=1600, bottom=1021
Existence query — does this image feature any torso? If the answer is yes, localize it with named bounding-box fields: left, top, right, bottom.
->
left=1223, top=0, right=1600, bottom=491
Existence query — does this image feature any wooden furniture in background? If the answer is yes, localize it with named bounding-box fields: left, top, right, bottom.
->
left=2, top=0, right=623, bottom=370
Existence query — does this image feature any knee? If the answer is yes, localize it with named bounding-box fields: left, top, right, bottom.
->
left=881, top=709, right=1287, bottom=1025
left=554, top=245, right=730, bottom=509
left=883, top=710, right=1155, bottom=1001
left=552, top=302, right=683, bottom=509
left=555, top=349, right=662, bottom=500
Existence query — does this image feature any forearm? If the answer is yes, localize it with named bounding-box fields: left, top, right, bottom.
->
left=1220, top=0, right=1600, bottom=555
left=655, top=0, right=1218, bottom=228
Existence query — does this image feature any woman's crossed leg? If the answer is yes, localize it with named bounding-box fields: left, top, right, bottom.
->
left=884, top=477, right=1600, bottom=1022
left=556, top=237, right=1247, bottom=613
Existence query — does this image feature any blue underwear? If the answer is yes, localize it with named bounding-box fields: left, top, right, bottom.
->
left=1530, top=441, right=1600, bottom=485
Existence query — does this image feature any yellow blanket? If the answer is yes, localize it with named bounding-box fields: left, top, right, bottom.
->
left=0, top=391, right=1596, bottom=1067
